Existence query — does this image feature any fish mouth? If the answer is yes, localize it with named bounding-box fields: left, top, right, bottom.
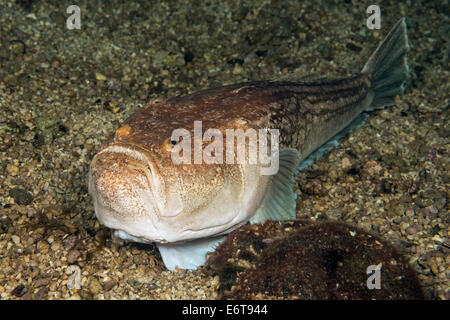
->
left=88, top=144, right=165, bottom=242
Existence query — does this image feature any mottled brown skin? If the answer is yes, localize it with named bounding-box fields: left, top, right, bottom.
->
left=90, top=74, right=373, bottom=242
left=103, top=74, right=372, bottom=167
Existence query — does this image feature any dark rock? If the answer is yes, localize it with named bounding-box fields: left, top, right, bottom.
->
left=9, top=187, right=33, bottom=205
left=20, top=292, right=33, bottom=300
left=18, top=0, right=33, bottom=11
left=67, top=249, right=81, bottom=264
left=11, top=284, right=27, bottom=297
left=184, top=51, right=195, bottom=63
left=346, top=167, right=360, bottom=175
left=207, top=220, right=424, bottom=300
left=380, top=154, right=409, bottom=172
left=227, top=58, right=244, bottom=65
left=346, top=42, right=362, bottom=52
left=103, top=280, right=117, bottom=291
left=34, top=287, right=49, bottom=300
left=58, top=124, right=68, bottom=133
left=34, top=277, right=50, bottom=288
left=0, top=217, right=12, bottom=234
left=380, top=178, right=397, bottom=194
left=32, top=133, right=44, bottom=148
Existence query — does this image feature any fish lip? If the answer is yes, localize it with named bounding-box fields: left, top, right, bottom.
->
left=89, top=143, right=166, bottom=237
left=95, top=141, right=163, bottom=192
left=93, top=143, right=162, bottom=197
left=94, top=142, right=158, bottom=172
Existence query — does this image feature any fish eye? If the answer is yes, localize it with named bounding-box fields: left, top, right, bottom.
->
left=163, top=137, right=181, bottom=152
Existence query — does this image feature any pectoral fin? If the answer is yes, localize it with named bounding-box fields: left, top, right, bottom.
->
left=156, top=236, right=225, bottom=271
left=250, top=149, right=300, bottom=224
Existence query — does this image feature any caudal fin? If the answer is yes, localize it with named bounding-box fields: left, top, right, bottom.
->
left=362, top=18, right=409, bottom=110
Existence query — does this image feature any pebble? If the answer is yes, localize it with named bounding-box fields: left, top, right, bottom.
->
left=34, top=287, right=49, bottom=300
left=341, top=157, right=351, bottom=169
left=95, top=72, right=107, bottom=81
left=6, top=164, right=19, bottom=176
left=51, top=242, right=61, bottom=251
left=34, top=278, right=50, bottom=288
left=11, top=235, right=20, bottom=245
left=88, top=277, right=103, bottom=295
left=232, top=64, right=244, bottom=75
left=67, top=250, right=81, bottom=264
left=103, top=280, right=117, bottom=292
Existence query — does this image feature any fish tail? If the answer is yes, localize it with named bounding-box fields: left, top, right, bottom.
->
left=362, top=18, right=409, bottom=110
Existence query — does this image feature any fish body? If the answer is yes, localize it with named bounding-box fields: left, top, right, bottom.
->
left=89, top=19, right=409, bottom=270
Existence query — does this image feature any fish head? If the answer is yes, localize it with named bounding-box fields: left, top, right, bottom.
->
left=88, top=121, right=271, bottom=244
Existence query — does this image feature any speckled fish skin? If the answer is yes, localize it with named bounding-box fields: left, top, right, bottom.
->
left=89, top=76, right=370, bottom=236
left=88, top=19, right=408, bottom=258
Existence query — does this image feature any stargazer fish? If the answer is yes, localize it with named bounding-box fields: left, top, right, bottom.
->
left=89, top=19, right=409, bottom=270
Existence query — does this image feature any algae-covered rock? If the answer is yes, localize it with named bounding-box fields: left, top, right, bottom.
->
left=206, top=220, right=313, bottom=292
left=207, top=220, right=424, bottom=300
left=35, top=115, right=60, bottom=145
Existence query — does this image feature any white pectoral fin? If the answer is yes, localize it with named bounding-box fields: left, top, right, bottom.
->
left=156, top=236, right=225, bottom=271
left=250, top=148, right=300, bottom=224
